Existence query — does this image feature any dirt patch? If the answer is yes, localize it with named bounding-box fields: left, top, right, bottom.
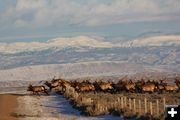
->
left=0, top=94, right=18, bottom=120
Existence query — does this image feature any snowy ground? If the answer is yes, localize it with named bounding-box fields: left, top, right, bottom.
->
left=16, top=94, right=83, bottom=120
left=15, top=93, right=123, bottom=120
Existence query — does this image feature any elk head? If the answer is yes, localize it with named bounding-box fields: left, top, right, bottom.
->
left=27, top=84, right=33, bottom=91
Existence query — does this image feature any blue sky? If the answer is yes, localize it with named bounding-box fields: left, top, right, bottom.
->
left=0, top=0, right=180, bottom=42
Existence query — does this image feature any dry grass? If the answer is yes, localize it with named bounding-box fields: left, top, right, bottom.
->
left=10, top=112, right=40, bottom=118
left=61, top=87, right=180, bottom=120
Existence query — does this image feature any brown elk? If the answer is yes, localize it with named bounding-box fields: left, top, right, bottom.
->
left=135, top=79, right=145, bottom=93
left=61, top=80, right=72, bottom=92
left=156, top=80, right=167, bottom=93
left=71, top=80, right=78, bottom=88
left=114, top=79, right=135, bottom=93
left=163, top=84, right=178, bottom=92
left=27, top=84, right=48, bottom=95
left=98, top=82, right=113, bottom=92
left=113, top=81, right=123, bottom=93
left=139, top=80, right=158, bottom=93
left=124, top=80, right=136, bottom=93
left=175, top=79, right=180, bottom=90
left=72, top=80, right=95, bottom=92
left=141, top=84, right=157, bottom=93
left=75, top=83, right=95, bottom=92
left=156, top=79, right=178, bottom=93
left=44, top=80, right=61, bottom=91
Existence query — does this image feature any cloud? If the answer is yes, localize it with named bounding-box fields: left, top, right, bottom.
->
left=0, top=0, right=180, bottom=28
left=0, top=35, right=180, bottom=54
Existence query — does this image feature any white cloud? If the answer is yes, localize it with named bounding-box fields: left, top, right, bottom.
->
left=0, top=0, right=180, bottom=28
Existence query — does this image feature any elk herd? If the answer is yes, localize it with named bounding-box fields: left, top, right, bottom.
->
left=27, top=77, right=180, bottom=95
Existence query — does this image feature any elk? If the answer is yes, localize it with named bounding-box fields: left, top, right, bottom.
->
left=113, top=79, right=128, bottom=93
left=141, top=84, right=157, bottom=93
left=44, top=80, right=61, bottom=91
left=98, top=82, right=114, bottom=92
left=156, top=80, right=166, bottom=93
left=75, top=83, right=95, bottom=92
left=175, top=79, right=180, bottom=90
left=135, top=79, right=145, bottom=93
left=140, top=80, right=158, bottom=93
left=27, top=84, right=48, bottom=95
left=156, top=79, right=178, bottom=93
left=61, top=80, right=72, bottom=92
left=114, top=80, right=135, bottom=93
left=72, top=80, right=95, bottom=93
left=124, top=80, right=136, bottom=93
left=163, top=84, right=178, bottom=92
left=93, top=81, right=101, bottom=92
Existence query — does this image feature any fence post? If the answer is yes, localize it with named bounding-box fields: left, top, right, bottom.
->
left=150, top=102, right=153, bottom=115
left=105, top=106, right=108, bottom=112
left=129, top=98, right=132, bottom=110
left=133, top=99, right=136, bottom=113
left=163, top=97, right=166, bottom=116
left=97, top=102, right=99, bottom=110
left=75, top=92, right=78, bottom=101
left=139, top=99, right=141, bottom=114
left=118, top=97, right=120, bottom=102
left=124, top=97, right=127, bottom=107
left=144, top=98, right=147, bottom=114
left=163, top=98, right=166, bottom=109
left=114, top=101, right=116, bottom=108
left=118, top=97, right=121, bottom=107
left=121, top=97, right=124, bottom=108
left=156, top=99, right=159, bottom=117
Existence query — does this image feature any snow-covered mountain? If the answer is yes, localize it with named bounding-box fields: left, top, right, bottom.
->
left=0, top=36, right=113, bottom=54
left=0, top=35, right=180, bottom=54
left=0, top=45, right=180, bottom=69
left=0, top=35, right=180, bottom=77
left=122, top=35, right=180, bottom=47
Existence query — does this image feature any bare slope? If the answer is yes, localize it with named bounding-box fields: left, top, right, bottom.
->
left=0, top=61, right=179, bottom=82
left=0, top=61, right=143, bottom=81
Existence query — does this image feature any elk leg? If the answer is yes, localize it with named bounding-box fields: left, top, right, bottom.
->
left=50, top=87, right=52, bottom=91
left=44, top=90, right=49, bottom=95
left=158, top=90, right=161, bottom=94
left=177, top=89, right=179, bottom=93
left=37, top=92, right=40, bottom=96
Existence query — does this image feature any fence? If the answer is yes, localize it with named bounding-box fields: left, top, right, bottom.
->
left=111, top=96, right=166, bottom=118
left=62, top=86, right=167, bottom=119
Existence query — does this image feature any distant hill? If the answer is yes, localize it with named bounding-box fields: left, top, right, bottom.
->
left=0, top=35, right=180, bottom=70
left=0, top=61, right=179, bottom=81
left=0, top=35, right=180, bottom=82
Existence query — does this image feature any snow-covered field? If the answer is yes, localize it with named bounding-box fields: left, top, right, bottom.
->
left=0, top=61, right=142, bottom=81
left=15, top=93, right=123, bottom=120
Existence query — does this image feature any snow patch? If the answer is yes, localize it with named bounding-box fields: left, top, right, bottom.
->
left=16, top=94, right=122, bottom=120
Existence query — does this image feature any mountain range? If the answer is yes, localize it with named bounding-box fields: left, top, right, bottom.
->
left=0, top=35, right=180, bottom=81
left=0, top=35, right=180, bottom=69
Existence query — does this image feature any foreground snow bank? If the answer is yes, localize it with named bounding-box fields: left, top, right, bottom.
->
left=16, top=93, right=122, bottom=120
